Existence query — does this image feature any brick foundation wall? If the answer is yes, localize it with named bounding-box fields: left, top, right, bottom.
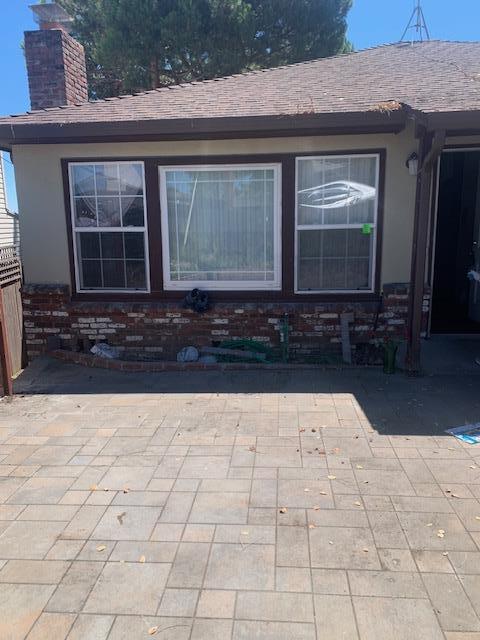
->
left=24, top=29, right=88, bottom=110
left=22, top=284, right=426, bottom=363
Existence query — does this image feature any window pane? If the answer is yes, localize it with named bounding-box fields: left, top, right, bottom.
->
left=95, top=164, right=120, bottom=195
left=297, top=229, right=372, bottom=291
left=103, top=260, right=126, bottom=288
left=81, top=260, right=102, bottom=288
left=297, top=156, right=377, bottom=226
left=97, top=197, right=121, bottom=227
left=120, top=164, right=143, bottom=195
left=101, top=232, right=124, bottom=259
left=121, top=197, right=144, bottom=227
left=74, top=197, right=96, bottom=227
left=72, top=165, right=95, bottom=197
left=124, top=233, right=145, bottom=259
left=126, top=261, right=146, bottom=288
left=78, top=232, right=100, bottom=259
left=163, top=167, right=277, bottom=285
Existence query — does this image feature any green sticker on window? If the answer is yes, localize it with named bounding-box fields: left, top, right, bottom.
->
left=362, top=223, right=372, bottom=235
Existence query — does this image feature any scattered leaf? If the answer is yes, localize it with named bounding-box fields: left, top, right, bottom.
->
left=279, top=507, right=287, bottom=514
left=450, top=493, right=460, bottom=499
left=313, top=505, right=320, bottom=511
left=356, top=465, right=364, bottom=469
left=148, top=627, right=158, bottom=636
left=103, top=487, right=109, bottom=492
left=437, top=529, right=445, bottom=538
left=319, top=491, right=327, bottom=495
left=248, top=446, right=256, bottom=452
left=328, top=475, right=336, bottom=480
left=470, top=465, right=477, bottom=470
left=311, top=428, right=317, bottom=433
left=123, top=487, right=129, bottom=494
left=89, top=484, right=98, bottom=492
left=96, top=545, right=106, bottom=552
left=117, top=512, right=126, bottom=525
left=354, top=501, right=362, bottom=507
left=308, top=523, right=316, bottom=529
left=426, top=523, right=433, bottom=527
left=241, top=531, right=249, bottom=536
left=139, top=555, right=146, bottom=563
left=299, top=428, right=306, bottom=433
left=304, top=488, right=310, bottom=492
left=442, top=552, right=449, bottom=556
left=328, top=540, right=334, bottom=545
left=363, top=548, right=369, bottom=553
left=475, top=516, right=480, bottom=521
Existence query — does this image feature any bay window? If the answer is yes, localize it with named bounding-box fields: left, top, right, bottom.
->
left=295, top=154, right=379, bottom=293
left=69, top=162, right=149, bottom=292
left=159, top=164, right=281, bottom=290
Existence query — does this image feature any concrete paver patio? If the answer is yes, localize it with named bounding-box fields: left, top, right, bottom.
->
left=1, top=357, right=480, bottom=639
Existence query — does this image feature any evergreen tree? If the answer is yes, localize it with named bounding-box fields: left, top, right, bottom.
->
left=57, top=0, right=352, bottom=98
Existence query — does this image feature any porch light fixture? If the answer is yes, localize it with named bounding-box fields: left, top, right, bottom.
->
left=406, top=152, right=419, bottom=176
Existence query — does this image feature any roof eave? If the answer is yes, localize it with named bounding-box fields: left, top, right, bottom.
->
left=425, top=110, right=480, bottom=135
left=0, top=111, right=407, bottom=149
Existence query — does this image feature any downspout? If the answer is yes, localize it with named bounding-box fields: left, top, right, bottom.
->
left=405, top=124, right=445, bottom=374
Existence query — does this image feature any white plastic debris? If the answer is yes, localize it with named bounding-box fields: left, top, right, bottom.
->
left=176, top=346, right=199, bottom=362
left=467, top=270, right=480, bottom=282
left=90, top=343, right=120, bottom=359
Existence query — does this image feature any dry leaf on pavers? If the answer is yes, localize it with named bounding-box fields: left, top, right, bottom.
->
left=356, top=465, right=364, bottom=469
left=476, top=516, right=480, bottom=521
left=426, top=523, right=433, bottom=527
left=279, top=507, right=288, bottom=514
left=437, top=529, right=445, bottom=538
left=354, top=501, right=362, bottom=507
left=241, top=531, right=249, bottom=536
left=470, top=465, right=477, bottom=470
left=148, top=627, right=158, bottom=635
left=311, top=428, right=317, bottom=433
left=363, top=548, right=369, bottom=553
left=139, top=555, right=146, bottom=563
left=332, top=448, right=341, bottom=454
left=329, top=540, right=334, bottom=545
left=96, top=545, right=106, bottom=552
left=104, top=487, right=110, bottom=492
left=117, top=512, right=126, bottom=525
left=442, top=552, right=449, bottom=556
left=313, top=506, right=320, bottom=510
left=328, top=475, right=336, bottom=480
left=308, top=524, right=316, bottom=529
left=90, top=485, right=98, bottom=491
left=319, top=491, right=327, bottom=495
left=299, top=428, right=306, bottom=433
left=248, top=446, right=256, bottom=452
left=304, top=488, right=310, bottom=492
left=123, top=487, right=129, bottom=494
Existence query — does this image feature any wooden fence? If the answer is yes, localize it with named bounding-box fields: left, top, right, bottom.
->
left=0, top=246, right=23, bottom=395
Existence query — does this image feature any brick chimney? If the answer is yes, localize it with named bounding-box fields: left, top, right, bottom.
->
left=24, top=3, right=88, bottom=111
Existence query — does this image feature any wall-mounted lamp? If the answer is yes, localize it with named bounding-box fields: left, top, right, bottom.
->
left=406, top=152, right=419, bottom=176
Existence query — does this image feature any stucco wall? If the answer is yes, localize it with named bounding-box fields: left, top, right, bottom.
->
left=13, top=125, right=419, bottom=288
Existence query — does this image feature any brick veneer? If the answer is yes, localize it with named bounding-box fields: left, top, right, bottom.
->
left=24, top=29, right=88, bottom=110
left=22, top=284, right=428, bottom=363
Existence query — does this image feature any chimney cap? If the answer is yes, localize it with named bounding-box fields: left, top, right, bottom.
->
left=30, top=3, right=73, bottom=30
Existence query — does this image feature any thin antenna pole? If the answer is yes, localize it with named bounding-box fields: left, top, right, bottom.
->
left=400, top=0, right=431, bottom=42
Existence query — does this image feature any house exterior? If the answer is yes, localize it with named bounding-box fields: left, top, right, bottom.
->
left=0, top=155, right=19, bottom=249
left=0, top=4, right=479, bottom=371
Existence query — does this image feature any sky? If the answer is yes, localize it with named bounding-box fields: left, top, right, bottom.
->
left=1, top=0, right=479, bottom=212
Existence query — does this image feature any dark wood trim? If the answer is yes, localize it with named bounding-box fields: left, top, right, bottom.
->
left=443, top=143, right=480, bottom=150
left=61, top=160, right=77, bottom=296
left=0, top=111, right=407, bottom=149
left=61, top=148, right=387, bottom=303
left=144, top=159, right=163, bottom=292
left=405, top=131, right=444, bottom=373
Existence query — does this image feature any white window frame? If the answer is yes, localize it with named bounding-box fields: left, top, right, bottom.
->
left=68, top=161, right=151, bottom=294
left=159, top=163, right=282, bottom=291
left=294, top=153, right=380, bottom=294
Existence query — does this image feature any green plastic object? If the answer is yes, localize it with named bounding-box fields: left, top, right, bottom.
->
left=217, top=339, right=273, bottom=363
left=383, top=341, right=398, bottom=374
left=362, top=223, right=372, bottom=235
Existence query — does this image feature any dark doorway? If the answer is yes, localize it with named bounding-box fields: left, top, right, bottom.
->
left=431, top=150, right=480, bottom=333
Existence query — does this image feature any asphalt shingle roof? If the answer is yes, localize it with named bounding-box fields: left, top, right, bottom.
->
left=0, top=41, right=479, bottom=129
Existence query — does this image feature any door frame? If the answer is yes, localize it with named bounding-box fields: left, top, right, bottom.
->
left=427, top=146, right=480, bottom=336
